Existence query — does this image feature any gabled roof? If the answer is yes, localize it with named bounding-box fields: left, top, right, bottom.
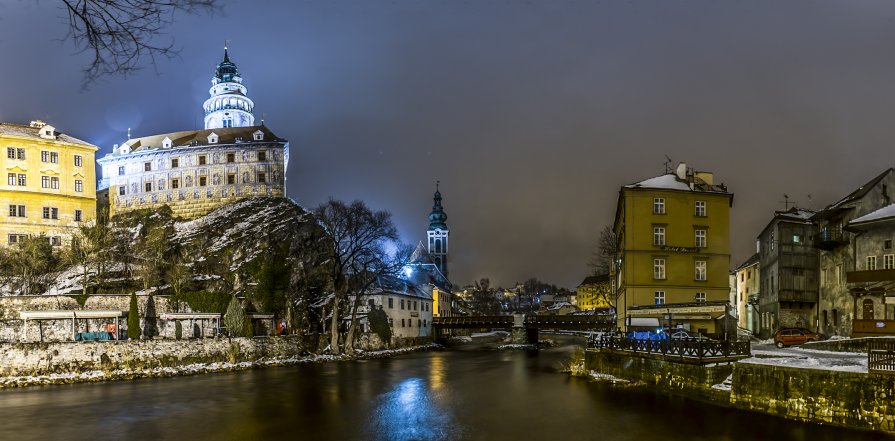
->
left=361, top=273, right=431, bottom=300
left=410, top=241, right=434, bottom=264
left=0, top=123, right=96, bottom=148
left=849, top=203, right=895, bottom=227
left=105, top=125, right=284, bottom=157
left=830, top=168, right=893, bottom=209
left=578, top=274, right=609, bottom=287
left=735, top=253, right=760, bottom=271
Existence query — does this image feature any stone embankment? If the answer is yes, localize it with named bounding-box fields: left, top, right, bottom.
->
left=0, top=336, right=437, bottom=388
left=584, top=347, right=895, bottom=435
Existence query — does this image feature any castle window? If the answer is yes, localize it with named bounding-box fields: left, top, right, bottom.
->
left=118, top=166, right=125, bottom=176
left=162, top=137, right=173, bottom=148
left=171, top=158, right=179, bottom=168
left=199, top=176, right=207, bottom=187
left=74, top=209, right=82, bottom=222
left=74, top=155, right=82, bottom=167
left=144, top=162, right=151, bottom=172
left=199, top=155, right=207, bottom=165
left=145, top=182, right=152, bottom=192
left=171, top=179, right=180, bottom=189
left=258, top=151, right=267, bottom=161
left=6, top=148, right=13, bottom=159
left=227, top=153, right=235, bottom=163
left=118, top=186, right=125, bottom=196
left=253, top=130, right=264, bottom=141
left=8, top=205, right=25, bottom=217
left=16, top=148, right=24, bottom=160
left=42, top=207, right=58, bottom=220
left=41, top=151, right=58, bottom=163
left=208, top=133, right=219, bottom=144
left=257, top=172, right=266, bottom=183
left=227, top=174, right=235, bottom=185
left=50, top=237, right=62, bottom=247
left=75, top=180, right=83, bottom=193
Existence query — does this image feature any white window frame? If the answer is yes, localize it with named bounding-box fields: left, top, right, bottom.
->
left=695, top=292, right=706, bottom=303
left=695, top=229, right=707, bottom=248
left=653, top=226, right=666, bottom=246
left=695, top=201, right=706, bottom=217
left=653, top=197, right=665, bottom=214
left=868, top=255, right=878, bottom=271
left=74, top=155, right=82, bottom=167
left=695, top=260, right=707, bottom=281
left=885, top=255, right=895, bottom=270
left=654, top=291, right=665, bottom=305
left=653, top=258, right=666, bottom=280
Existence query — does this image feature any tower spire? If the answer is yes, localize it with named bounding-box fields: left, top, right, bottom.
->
left=204, top=44, right=255, bottom=129
left=426, top=181, right=449, bottom=277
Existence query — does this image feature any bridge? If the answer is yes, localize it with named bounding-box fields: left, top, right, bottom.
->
left=432, top=314, right=615, bottom=344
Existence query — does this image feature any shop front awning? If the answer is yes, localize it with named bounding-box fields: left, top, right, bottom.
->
left=627, top=318, right=661, bottom=327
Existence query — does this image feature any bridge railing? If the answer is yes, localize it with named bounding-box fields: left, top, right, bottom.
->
left=589, top=335, right=750, bottom=362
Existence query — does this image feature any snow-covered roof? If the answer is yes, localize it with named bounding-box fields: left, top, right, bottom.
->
left=850, top=203, right=895, bottom=226
left=625, top=174, right=692, bottom=191
left=777, top=208, right=815, bottom=221
left=0, top=122, right=96, bottom=148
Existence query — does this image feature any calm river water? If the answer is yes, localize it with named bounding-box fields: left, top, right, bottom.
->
left=0, top=338, right=890, bottom=441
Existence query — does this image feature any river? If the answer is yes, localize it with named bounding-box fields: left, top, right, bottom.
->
left=0, top=337, right=890, bottom=441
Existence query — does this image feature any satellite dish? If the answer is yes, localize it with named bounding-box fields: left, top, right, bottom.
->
left=676, top=163, right=687, bottom=180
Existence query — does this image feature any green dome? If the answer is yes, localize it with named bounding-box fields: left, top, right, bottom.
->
left=428, top=188, right=448, bottom=230
left=215, top=48, right=240, bottom=82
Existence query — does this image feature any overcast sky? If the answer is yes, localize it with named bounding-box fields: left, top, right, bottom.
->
left=3, top=1, right=895, bottom=289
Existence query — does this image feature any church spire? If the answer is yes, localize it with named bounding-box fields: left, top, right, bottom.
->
left=426, top=181, right=449, bottom=277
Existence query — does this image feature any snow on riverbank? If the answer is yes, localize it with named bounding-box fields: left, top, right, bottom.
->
left=742, top=345, right=867, bottom=373
left=0, top=344, right=440, bottom=389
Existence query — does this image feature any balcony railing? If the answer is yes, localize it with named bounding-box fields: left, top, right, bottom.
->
left=589, top=335, right=750, bottom=363
left=812, top=227, right=849, bottom=251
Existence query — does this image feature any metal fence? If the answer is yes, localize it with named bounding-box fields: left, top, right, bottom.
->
left=868, top=340, right=895, bottom=375
left=589, top=335, right=751, bottom=362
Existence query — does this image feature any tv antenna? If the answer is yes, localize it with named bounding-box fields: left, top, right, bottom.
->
left=663, top=155, right=673, bottom=174
left=779, top=194, right=795, bottom=210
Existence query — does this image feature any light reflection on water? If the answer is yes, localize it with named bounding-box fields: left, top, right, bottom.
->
left=369, top=377, right=457, bottom=441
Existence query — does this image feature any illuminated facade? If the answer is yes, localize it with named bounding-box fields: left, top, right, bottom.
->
left=96, top=48, right=288, bottom=219
left=613, top=164, right=734, bottom=335
left=0, top=121, right=98, bottom=246
left=575, top=274, right=612, bottom=311
left=427, top=184, right=449, bottom=277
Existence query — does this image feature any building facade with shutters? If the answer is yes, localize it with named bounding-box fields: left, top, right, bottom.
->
left=0, top=121, right=98, bottom=246
left=612, top=163, right=734, bottom=336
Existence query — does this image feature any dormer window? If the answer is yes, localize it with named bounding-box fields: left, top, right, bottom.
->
left=253, top=130, right=264, bottom=141
left=120, top=145, right=131, bottom=154
left=207, top=132, right=218, bottom=144
left=162, top=137, right=173, bottom=148
left=39, top=125, right=57, bottom=140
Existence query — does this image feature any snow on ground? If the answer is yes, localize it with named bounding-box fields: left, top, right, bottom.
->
left=588, top=370, right=630, bottom=384
left=711, top=374, right=733, bottom=391
left=0, top=344, right=440, bottom=389
left=470, top=331, right=510, bottom=338
left=743, top=343, right=867, bottom=373
left=497, top=344, right=536, bottom=350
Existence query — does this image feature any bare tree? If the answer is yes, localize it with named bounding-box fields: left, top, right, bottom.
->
left=0, top=237, right=60, bottom=295
left=64, top=213, right=112, bottom=294
left=314, top=199, right=399, bottom=356
left=59, top=0, right=219, bottom=84
left=588, top=225, right=619, bottom=276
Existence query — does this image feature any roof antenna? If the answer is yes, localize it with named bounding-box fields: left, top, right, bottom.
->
left=664, top=154, right=673, bottom=174
left=436, top=180, right=440, bottom=192
left=127, top=127, right=131, bottom=140
left=779, top=194, right=795, bottom=210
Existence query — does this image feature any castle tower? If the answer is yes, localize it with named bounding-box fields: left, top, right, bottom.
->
left=203, top=45, right=255, bottom=129
left=427, top=182, right=449, bottom=277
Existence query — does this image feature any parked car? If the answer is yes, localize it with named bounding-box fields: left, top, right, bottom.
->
left=773, top=328, right=818, bottom=348
left=664, top=329, right=714, bottom=341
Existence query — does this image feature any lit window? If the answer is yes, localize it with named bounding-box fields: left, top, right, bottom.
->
left=793, top=234, right=802, bottom=244
left=695, top=260, right=707, bottom=281
left=695, top=201, right=706, bottom=217
left=653, top=258, right=666, bottom=280
left=654, top=197, right=665, bottom=214
left=654, top=291, right=665, bottom=305
left=695, top=229, right=707, bottom=248
left=653, top=226, right=665, bottom=246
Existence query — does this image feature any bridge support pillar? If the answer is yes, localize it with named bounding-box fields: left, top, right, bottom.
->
left=510, top=314, right=537, bottom=345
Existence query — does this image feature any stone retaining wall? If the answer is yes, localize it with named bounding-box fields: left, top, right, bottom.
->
left=584, top=349, right=734, bottom=402
left=731, top=363, right=895, bottom=434
left=803, top=337, right=894, bottom=353
left=0, top=335, right=305, bottom=377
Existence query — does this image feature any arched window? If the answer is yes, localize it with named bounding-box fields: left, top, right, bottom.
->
left=822, top=310, right=828, bottom=328
left=832, top=309, right=839, bottom=327
left=435, top=238, right=442, bottom=253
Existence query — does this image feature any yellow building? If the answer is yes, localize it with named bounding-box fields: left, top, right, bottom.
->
left=0, top=121, right=98, bottom=246
left=613, top=164, right=733, bottom=335
left=576, top=275, right=612, bottom=310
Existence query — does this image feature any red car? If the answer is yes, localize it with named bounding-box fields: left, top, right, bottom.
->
left=773, top=328, right=818, bottom=348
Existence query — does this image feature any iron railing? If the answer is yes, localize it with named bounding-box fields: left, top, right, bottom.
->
left=868, top=340, right=895, bottom=375
left=589, top=335, right=751, bottom=361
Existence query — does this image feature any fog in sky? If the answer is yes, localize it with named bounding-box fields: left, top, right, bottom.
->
left=3, top=1, right=895, bottom=289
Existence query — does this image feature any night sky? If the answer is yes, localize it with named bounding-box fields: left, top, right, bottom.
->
left=3, top=1, right=895, bottom=289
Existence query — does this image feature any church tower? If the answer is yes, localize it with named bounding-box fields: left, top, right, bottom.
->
left=427, top=182, right=449, bottom=277
left=203, top=45, right=256, bottom=129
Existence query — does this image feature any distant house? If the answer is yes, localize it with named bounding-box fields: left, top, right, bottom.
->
left=812, top=168, right=895, bottom=337
left=540, top=302, right=578, bottom=316
left=734, top=253, right=760, bottom=335
left=351, top=274, right=434, bottom=340
left=576, top=275, right=612, bottom=311
left=757, top=207, right=818, bottom=338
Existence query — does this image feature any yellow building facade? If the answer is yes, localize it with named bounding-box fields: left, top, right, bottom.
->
left=613, top=165, right=733, bottom=335
left=576, top=275, right=612, bottom=310
left=0, top=121, right=98, bottom=246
